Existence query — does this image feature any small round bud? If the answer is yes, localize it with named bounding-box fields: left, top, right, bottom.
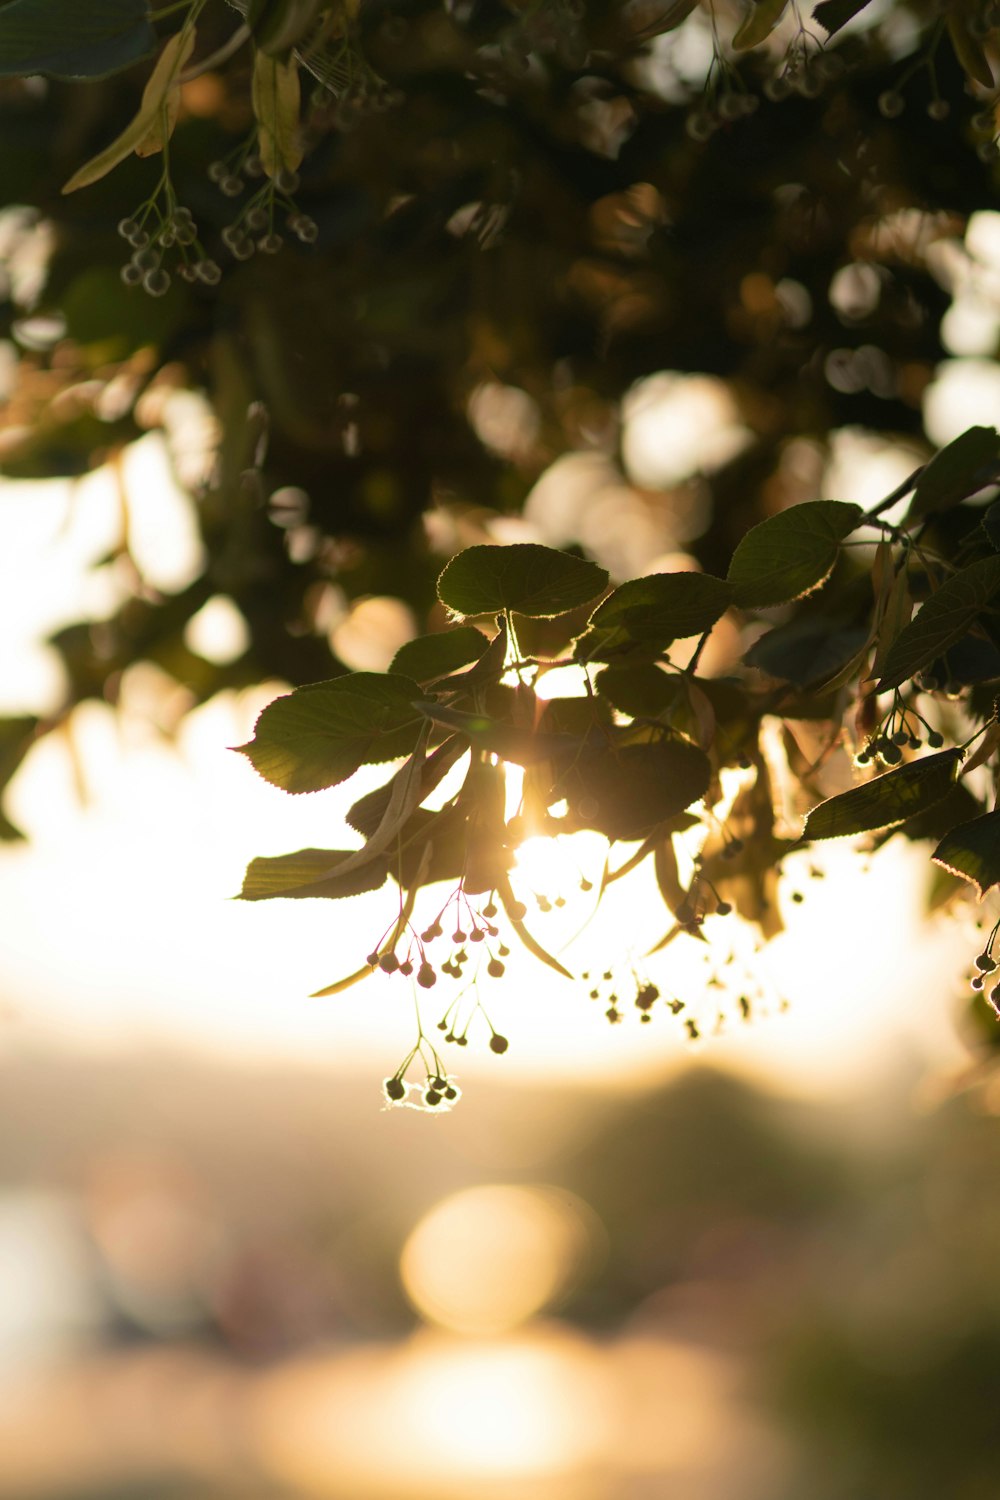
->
left=498, top=944, right=510, bottom=957
left=417, top=963, right=437, bottom=989
left=927, top=99, right=950, bottom=121
left=470, top=927, right=485, bottom=943
left=244, top=153, right=264, bottom=178
left=275, top=167, right=300, bottom=193
left=892, top=729, right=909, bottom=746
left=366, top=951, right=380, bottom=967
left=507, top=900, right=527, bottom=921
left=482, top=902, right=498, bottom=918
left=117, top=216, right=139, bottom=239
left=444, top=1085, right=458, bottom=1100
left=490, top=1033, right=509, bottom=1054
left=972, top=975, right=985, bottom=990
left=880, top=742, right=903, bottom=765
left=128, top=228, right=150, bottom=250
left=220, top=175, right=244, bottom=197
left=399, top=960, right=413, bottom=976
left=258, top=232, right=284, bottom=254
left=878, top=90, right=905, bottom=119
left=174, top=221, right=197, bottom=247
left=926, top=730, right=944, bottom=748
left=230, top=237, right=255, bottom=261
left=208, top=160, right=228, bottom=183
left=378, top=952, right=399, bottom=973
left=975, top=953, right=997, bottom=972
left=143, top=268, right=171, bottom=297
left=196, top=259, right=221, bottom=285
left=487, top=958, right=505, bottom=978
left=120, top=262, right=143, bottom=286
left=246, top=206, right=269, bottom=232
left=424, top=1088, right=442, bottom=1107
left=715, top=901, right=733, bottom=916
left=977, top=139, right=1000, bottom=162
left=384, top=1076, right=405, bottom=1101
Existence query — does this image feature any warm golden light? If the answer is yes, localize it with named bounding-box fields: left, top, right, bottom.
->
left=399, top=1185, right=601, bottom=1335
left=253, top=1325, right=612, bottom=1496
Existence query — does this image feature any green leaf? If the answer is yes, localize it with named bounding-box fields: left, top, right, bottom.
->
left=932, top=811, right=1000, bottom=900
left=235, top=673, right=423, bottom=794
left=733, top=0, right=791, bottom=51
left=559, top=739, right=711, bottom=840
left=727, top=501, right=862, bottom=609
left=347, top=734, right=466, bottom=838
left=907, top=427, right=1000, bottom=520
left=437, top=544, right=608, bottom=620
left=62, top=28, right=196, bottom=192
left=251, top=47, right=302, bottom=177
left=416, top=700, right=584, bottom=767
left=812, top=0, right=873, bottom=35
left=596, top=664, right=686, bottom=718
left=0, top=0, right=155, bottom=80
left=744, top=618, right=869, bottom=688
left=803, top=749, right=962, bottom=841
left=585, top=571, right=731, bottom=651
left=390, top=627, right=488, bottom=683
left=876, top=556, right=1000, bottom=692
left=239, top=847, right=389, bottom=900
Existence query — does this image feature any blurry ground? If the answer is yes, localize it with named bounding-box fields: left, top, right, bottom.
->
left=1, top=1051, right=998, bottom=1500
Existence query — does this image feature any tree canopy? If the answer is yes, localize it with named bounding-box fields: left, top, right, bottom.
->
left=4, top=0, right=1000, bottom=1104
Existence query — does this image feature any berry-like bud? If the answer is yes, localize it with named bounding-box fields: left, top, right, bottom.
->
left=487, top=958, right=505, bottom=978
left=275, top=167, right=301, bottom=193
left=878, top=90, right=905, bottom=118
left=117, top=216, right=139, bottom=239
left=378, top=952, right=399, bottom=973
left=220, top=175, right=244, bottom=197
left=143, top=268, right=171, bottom=297
left=926, top=731, right=944, bottom=748
left=424, top=1088, right=442, bottom=1106
left=490, top=1034, right=509, bottom=1054
left=927, top=99, right=950, bottom=121
left=975, top=953, right=997, bottom=972
left=120, top=262, right=143, bottom=286
left=258, top=232, right=284, bottom=254
left=716, top=901, right=733, bottom=916
left=417, top=963, right=437, bottom=988
left=196, top=260, right=222, bottom=285
left=384, top=1076, right=405, bottom=1101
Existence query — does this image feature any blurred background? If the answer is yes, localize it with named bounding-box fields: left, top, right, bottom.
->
left=4, top=0, right=1000, bottom=1494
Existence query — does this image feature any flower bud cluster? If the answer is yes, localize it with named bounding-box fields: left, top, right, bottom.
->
left=208, top=153, right=319, bottom=263
left=118, top=198, right=217, bottom=296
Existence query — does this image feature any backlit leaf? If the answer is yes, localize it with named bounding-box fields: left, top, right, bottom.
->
left=438, top=544, right=608, bottom=620
left=586, top=571, right=731, bottom=645
left=0, top=0, right=155, bottom=80
left=390, top=627, right=488, bottom=683
left=62, top=28, right=195, bottom=191
left=727, top=501, right=862, bottom=609
left=733, top=0, right=791, bottom=51
left=239, top=847, right=389, bottom=899
left=803, top=749, right=961, bottom=841
left=745, top=618, right=869, bottom=687
left=346, top=735, right=466, bottom=838
left=947, top=10, right=994, bottom=89
left=559, top=739, right=711, bottom=840
left=932, top=811, right=1000, bottom=900
left=252, top=48, right=303, bottom=178
left=876, top=556, right=1000, bottom=691
left=812, top=0, right=873, bottom=35
left=236, top=673, right=423, bottom=793
left=907, top=426, right=1000, bottom=520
